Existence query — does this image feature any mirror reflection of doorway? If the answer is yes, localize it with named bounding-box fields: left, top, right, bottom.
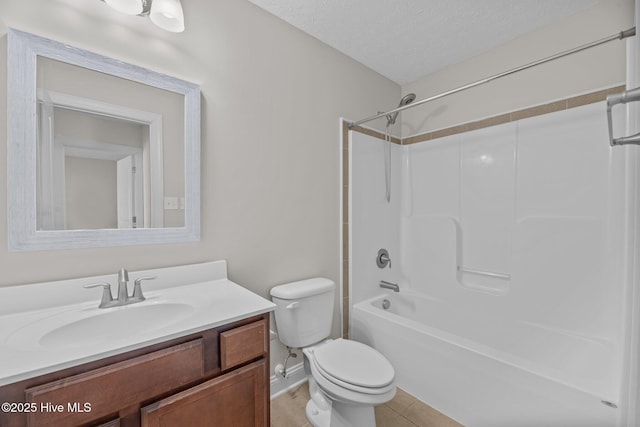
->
left=116, top=154, right=142, bottom=229
left=61, top=146, right=143, bottom=230
left=36, top=92, right=164, bottom=230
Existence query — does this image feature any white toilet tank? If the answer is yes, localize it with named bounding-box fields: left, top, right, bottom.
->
left=270, top=278, right=335, bottom=348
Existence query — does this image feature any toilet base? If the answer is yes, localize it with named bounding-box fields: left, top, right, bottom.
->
left=306, top=399, right=331, bottom=427
left=306, top=398, right=377, bottom=427
left=305, top=394, right=377, bottom=427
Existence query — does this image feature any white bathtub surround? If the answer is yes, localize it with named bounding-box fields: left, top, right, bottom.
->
left=0, top=261, right=275, bottom=386
left=349, top=131, right=403, bottom=305
left=349, top=100, right=635, bottom=426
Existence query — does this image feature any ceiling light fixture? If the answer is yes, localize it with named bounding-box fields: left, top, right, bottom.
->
left=101, top=0, right=185, bottom=33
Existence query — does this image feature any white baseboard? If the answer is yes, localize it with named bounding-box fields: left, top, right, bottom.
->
left=270, top=362, right=308, bottom=399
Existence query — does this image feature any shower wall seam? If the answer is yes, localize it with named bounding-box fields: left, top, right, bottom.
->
left=342, top=84, right=626, bottom=338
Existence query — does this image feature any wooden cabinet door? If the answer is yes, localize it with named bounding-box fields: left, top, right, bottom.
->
left=141, top=359, right=267, bottom=427
left=23, top=339, right=204, bottom=427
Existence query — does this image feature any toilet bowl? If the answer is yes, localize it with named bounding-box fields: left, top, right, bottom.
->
left=270, top=277, right=396, bottom=427
left=303, top=339, right=396, bottom=427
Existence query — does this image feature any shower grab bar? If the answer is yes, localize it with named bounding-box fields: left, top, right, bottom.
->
left=457, top=266, right=511, bottom=280
left=607, top=87, right=640, bottom=146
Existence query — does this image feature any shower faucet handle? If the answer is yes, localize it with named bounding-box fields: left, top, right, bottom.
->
left=376, top=248, right=391, bottom=269
left=380, top=253, right=391, bottom=267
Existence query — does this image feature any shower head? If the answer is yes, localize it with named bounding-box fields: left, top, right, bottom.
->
left=387, top=93, right=416, bottom=126
left=399, top=93, right=417, bottom=106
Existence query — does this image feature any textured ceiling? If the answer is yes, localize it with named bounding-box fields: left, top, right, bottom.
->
left=248, top=0, right=601, bottom=85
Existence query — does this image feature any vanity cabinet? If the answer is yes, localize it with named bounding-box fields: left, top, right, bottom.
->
left=0, top=314, right=269, bottom=427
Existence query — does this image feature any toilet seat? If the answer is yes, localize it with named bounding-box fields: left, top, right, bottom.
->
left=311, top=358, right=396, bottom=396
left=306, top=339, right=396, bottom=396
left=314, top=339, right=395, bottom=388
left=305, top=342, right=396, bottom=407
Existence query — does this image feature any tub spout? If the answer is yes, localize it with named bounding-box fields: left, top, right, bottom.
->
left=379, top=280, right=399, bottom=292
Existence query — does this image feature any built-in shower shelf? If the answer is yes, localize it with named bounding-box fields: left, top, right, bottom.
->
left=457, top=266, right=511, bottom=280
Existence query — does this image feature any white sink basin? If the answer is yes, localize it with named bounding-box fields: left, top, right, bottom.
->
left=6, top=301, right=196, bottom=349
left=39, top=303, right=195, bottom=348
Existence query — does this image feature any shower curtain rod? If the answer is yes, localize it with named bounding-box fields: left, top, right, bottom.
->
left=348, top=27, right=636, bottom=129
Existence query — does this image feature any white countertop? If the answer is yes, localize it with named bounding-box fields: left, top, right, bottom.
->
left=0, top=261, right=275, bottom=386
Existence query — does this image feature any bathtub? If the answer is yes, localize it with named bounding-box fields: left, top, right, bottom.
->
left=351, top=291, right=620, bottom=427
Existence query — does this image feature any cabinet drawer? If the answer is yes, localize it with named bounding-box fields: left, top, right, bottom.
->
left=25, top=339, right=204, bottom=427
left=220, top=320, right=267, bottom=370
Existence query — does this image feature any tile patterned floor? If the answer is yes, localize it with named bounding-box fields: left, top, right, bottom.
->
left=271, top=382, right=463, bottom=427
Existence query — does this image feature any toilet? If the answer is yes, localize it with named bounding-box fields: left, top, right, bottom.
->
left=271, top=278, right=396, bottom=427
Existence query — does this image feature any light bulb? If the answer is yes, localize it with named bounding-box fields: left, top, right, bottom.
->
left=150, top=0, right=185, bottom=33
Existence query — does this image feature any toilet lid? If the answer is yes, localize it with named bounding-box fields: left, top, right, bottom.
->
left=313, top=339, right=394, bottom=388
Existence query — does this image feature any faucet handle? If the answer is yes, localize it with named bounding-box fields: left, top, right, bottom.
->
left=84, top=282, right=114, bottom=307
left=132, top=276, right=156, bottom=301
left=377, top=248, right=391, bottom=269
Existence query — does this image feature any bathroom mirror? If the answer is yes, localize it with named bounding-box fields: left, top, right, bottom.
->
left=8, top=29, right=201, bottom=251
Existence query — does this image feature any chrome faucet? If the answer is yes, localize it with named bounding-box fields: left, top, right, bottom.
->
left=379, top=280, right=400, bottom=292
left=117, top=268, right=129, bottom=303
left=84, top=268, right=156, bottom=308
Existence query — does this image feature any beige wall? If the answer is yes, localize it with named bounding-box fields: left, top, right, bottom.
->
left=65, top=156, right=118, bottom=230
left=401, top=0, right=633, bottom=137
left=0, top=0, right=399, bottom=370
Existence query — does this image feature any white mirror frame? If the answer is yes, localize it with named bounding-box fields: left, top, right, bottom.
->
left=7, top=29, right=201, bottom=251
